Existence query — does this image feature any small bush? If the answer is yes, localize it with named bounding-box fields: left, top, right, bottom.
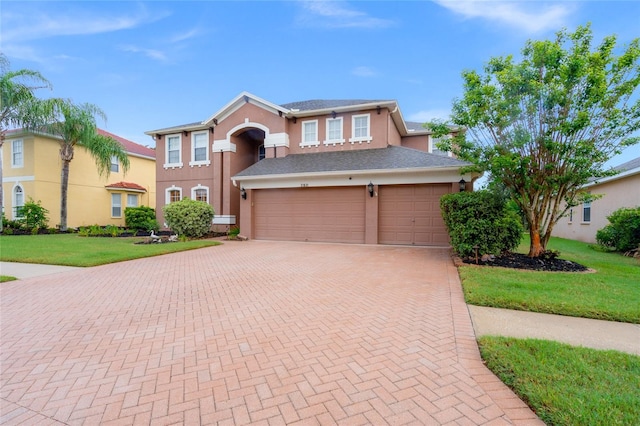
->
left=19, top=198, right=49, bottom=232
left=441, top=190, right=523, bottom=257
left=163, top=198, right=215, bottom=238
left=125, top=206, right=159, bottom=232
left=596, top=206, right=640, bottom=252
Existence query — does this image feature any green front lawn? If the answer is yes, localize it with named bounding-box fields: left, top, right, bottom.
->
left=460, top=236, right=640, bottom=323
left=0, top=234, right=220, bottom=267
left=479, top=337, right=640, bottom=425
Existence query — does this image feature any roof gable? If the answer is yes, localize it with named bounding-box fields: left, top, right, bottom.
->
left=202, top=91, right=288, bottom=126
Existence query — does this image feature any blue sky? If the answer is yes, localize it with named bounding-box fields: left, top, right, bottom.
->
left=2, top=0, right=639, bottom=165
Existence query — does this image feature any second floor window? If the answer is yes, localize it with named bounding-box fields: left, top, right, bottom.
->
left=190, top=132, right=210, bottom=166
left=165, top=135, right=182, bottom=168
left=301, top=120, right=319, bottom=147
left=351, top=114, right=371, bottom=143
left=12, top=140, right=23, bottom=167
left=110, top=155, right=119, bottom=173
left=325, top=118, right=344, bottom=144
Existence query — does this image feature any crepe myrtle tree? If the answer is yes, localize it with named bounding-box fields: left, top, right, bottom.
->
left=45, top=101, right=130, bottom=231
left=0, top=53, right=57, bottom=231
left=429, top=24, right=640, bottom=257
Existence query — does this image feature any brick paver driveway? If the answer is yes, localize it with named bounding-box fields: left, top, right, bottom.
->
left=1, top=241, right=540, bottom=425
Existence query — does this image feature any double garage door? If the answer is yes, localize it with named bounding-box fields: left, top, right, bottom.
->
left=253, top=184, right=450, bottom=245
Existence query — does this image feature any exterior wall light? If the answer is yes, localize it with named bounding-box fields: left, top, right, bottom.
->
left=241, top=188, right=247, bottom=200
left=368, top=182, right=374, bottom=197
left=459, top=179, right=467, bottom=192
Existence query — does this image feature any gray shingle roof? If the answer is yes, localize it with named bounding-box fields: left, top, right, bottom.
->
left=615, top=156, right=640, bottom=172
left=234, top=146, right=469, bottom=178
left=280, top=99, right=391, bottom=111
left=405, top=121, right=428, bottom=132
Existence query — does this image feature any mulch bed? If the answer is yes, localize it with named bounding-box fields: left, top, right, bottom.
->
left=462, top=252, right=589, bottom=272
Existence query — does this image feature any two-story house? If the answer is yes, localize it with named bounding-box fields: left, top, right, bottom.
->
left=146, top=92, right=479, bottom=245
left=2, top=128, right=156, bottom=229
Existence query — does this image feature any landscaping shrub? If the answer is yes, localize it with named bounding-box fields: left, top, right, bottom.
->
left=125, top=206, right=159, bottom=232
left=596, top=206, right=640, bottom=252
left=162, top=198, right=215, bottom=238
left=19, top=198, right=49, bottom=232
left=440, top=190, right=523, bottom=257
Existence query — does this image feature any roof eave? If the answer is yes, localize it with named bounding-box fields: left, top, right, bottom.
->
left=286, top=100, right=397, bottom=118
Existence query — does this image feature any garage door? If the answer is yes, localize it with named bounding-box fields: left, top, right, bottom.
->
left=254, top=187, right=366, bottom=243
left=379, top=184, right=451, bottom=245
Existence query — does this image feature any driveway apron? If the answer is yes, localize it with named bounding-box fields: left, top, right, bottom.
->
left=1, top=241, right=541, bottom=425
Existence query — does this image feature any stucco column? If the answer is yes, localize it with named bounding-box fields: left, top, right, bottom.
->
left=239, top=188, right=253, bottom=239
left=365, top=184, right=379, bottom=244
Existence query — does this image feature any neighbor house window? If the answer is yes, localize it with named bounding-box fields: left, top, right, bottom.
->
left=111, top=193, right=122, bottom=217
left=324, top=118, right=344, bottom=145
left=164, top=134, right=183, bottom=168
left=429, top=134, right=453, bottom=157
left=568, top=208, right=573, bottom=223
left=192, top=185, right=209, bottom=202
left=110, top=155, right=119, bottom=173
left=350, top=114, right=372, bottom=143
left=300, top=120, right=319, bottom=147
left=189, top=132, right=210, bottom=167
left=11, top=140, right=23, bottom=167
left=127, top=194, right=138, bottom=208
left=258, top=144, right=265, bottom=161
left=166, top=186, right=182, bottom=204
left=582, top=201, right=591, bottom=223
left=13, top=185, right=24, bottom=218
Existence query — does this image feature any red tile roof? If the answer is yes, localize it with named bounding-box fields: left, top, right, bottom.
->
left=105, top=182, right=148, bottom=192
left=97, top=128, right=156, bottom=159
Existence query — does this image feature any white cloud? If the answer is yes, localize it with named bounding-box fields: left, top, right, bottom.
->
left=352, top=66, right=377, bottom=77
left=171, top=28, right=203, bottom=43
left=296, top=0, right=395, bottom=29
left=407, top=109, right=452, bottom=122
left=432, top=0, right=572, bottom=33
left=1, top=8, right=168, bottom=43
left=120, top=45, right=168, bottom=62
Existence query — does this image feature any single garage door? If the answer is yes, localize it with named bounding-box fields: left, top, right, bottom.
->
left=379, top=184, right=451, bottom=246
left=254, top=187, right=366, bottom=243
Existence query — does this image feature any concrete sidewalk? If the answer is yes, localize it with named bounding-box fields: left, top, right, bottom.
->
left=1, top=261, right=81, bottom=279
left=469, top=305, right=640, bottom=355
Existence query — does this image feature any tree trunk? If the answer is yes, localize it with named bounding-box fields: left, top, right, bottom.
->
left=60, top=159, right=70, bottom=231
left=528, top=228, right=545, bottom=257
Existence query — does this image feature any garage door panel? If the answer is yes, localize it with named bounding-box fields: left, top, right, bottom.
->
left=379, top=184, right=451, bottom=246
left=254, top=187, right=365, bottom=244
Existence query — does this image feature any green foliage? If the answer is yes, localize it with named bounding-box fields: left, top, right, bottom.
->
left=596, top=207, right=640, bottom=252
left=228, top=226, right=240, bottom=239
left=78, top=224, right=122, bottom=237
left=125, top=206, right=159, bottom=232
left=441, top=191, right=523, bottom=257
left=19, top=198, right=49, bottom=231
left=162, top=198, right=215, bottom=238
left=479, top=337, right=640, bottom=426
left=428, top=24, right=640, bottom=257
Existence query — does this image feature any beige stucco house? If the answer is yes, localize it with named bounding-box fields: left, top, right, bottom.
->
left=147, top=92, right=480, bottom=245
left=2, top=128, right=156, bottom=229
left=553, top=156, right=640, bottom=243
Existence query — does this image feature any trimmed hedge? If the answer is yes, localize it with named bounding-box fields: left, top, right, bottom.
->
left=162, top=198, right=215, bottom=238
left=596, top=206, right=640, bottom=252
left=440, top=191, right=523, bottom=257
left=125, top=206, right=159, bottom=232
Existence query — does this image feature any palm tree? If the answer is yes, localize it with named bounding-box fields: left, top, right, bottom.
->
left=45, top=101, right=130, bottom=231
left=0, top=54, right=55, bottom=231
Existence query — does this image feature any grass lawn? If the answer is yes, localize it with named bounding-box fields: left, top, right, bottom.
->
left=479, top=336, right=640, bottom=425
left=460, top=236, right=640, bottom=323
left=1, top=275, right=17, bottom=282
left=0, top=233, right=221, bottom=267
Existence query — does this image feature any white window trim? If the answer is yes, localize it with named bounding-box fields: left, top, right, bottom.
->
left=299, top=119, right=320, bottom=148
left=165, top=185, right=182, bottom=205
left=582, top=201, right=591, bottom=224
left=126, top=193, right=138, bottom=208
left=191, top=184, right=210, bottom=202
left=111, top=193, right=122, bottom=218
left=11, top=139, right=24, bottom=168
left=429, top=134, right=453, bottom=157
left=323, top=117, right=345, bottom=145
left=189, top=131, right=211, bottom=167
left=349, top=114, right=372, bottom=144
left=12, top=183, right=25, bottom=219
left=164, top=134, right=183, bottom=169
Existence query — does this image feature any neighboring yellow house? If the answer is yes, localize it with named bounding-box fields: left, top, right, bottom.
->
left=2, top=128, right=156, bottom=229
